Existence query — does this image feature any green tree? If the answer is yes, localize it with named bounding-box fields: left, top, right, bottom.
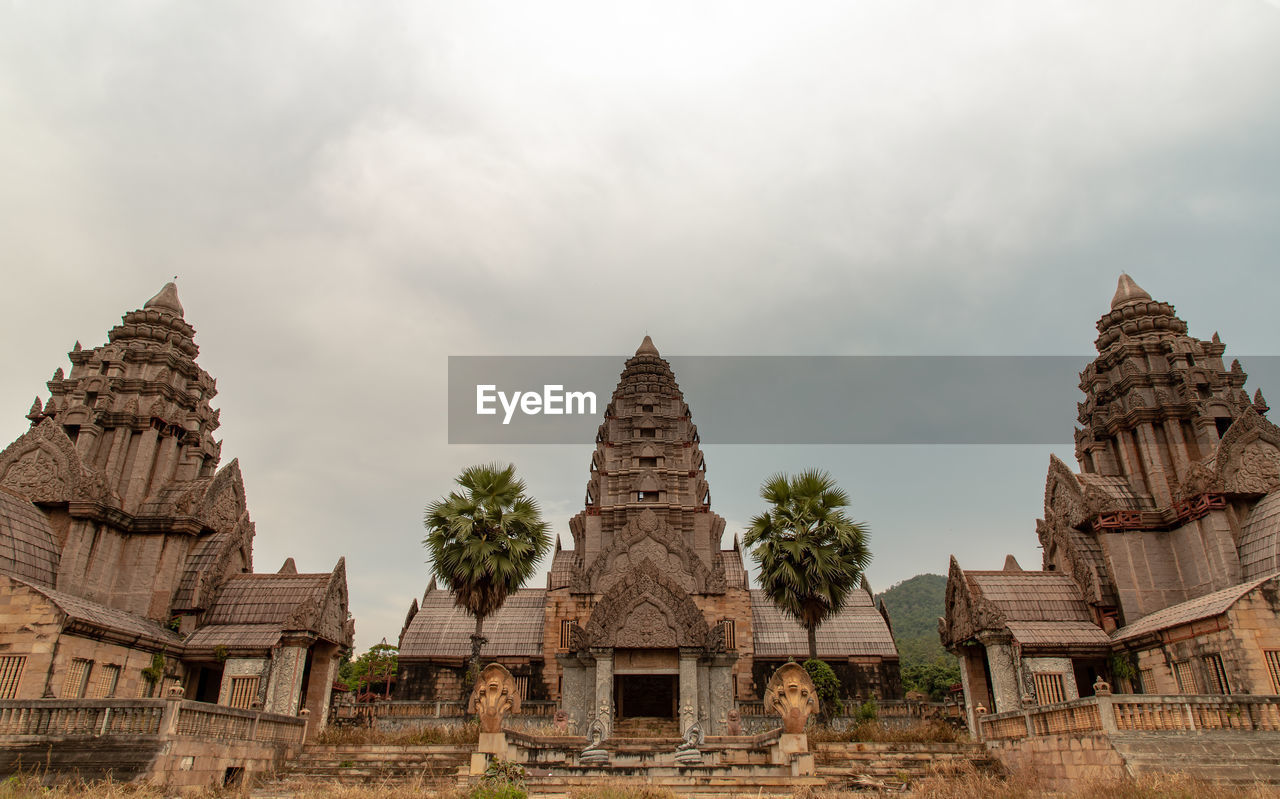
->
left=341, top=642, right=399, bottom=698
left=424, top=463, right=550, bottom=684
left=745, top=469, right=871, bottom=663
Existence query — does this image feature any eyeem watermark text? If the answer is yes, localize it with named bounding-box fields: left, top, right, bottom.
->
left=476, top=384, right=598, bottom=425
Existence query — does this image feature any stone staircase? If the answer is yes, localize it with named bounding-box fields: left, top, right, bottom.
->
left=252, top=736, right=1002, bottom=798
left=813, top=740, right=1002, bottom=788
left=1111, top=731, right=1280, bottom=785
left=260, top=743, right=471, bottom=789
left=611, top=716, right=680, bottom=739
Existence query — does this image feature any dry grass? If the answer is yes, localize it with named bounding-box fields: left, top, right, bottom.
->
left=6, top=769, right=1280, bottom=799
left=313, top=723, right=480, bottom=746
left=809, top=720, right=966, bottom=744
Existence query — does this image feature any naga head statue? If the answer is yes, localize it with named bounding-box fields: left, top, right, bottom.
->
left=764, top=662, right=819, bottom=734
left=470, top=662, right=520, bottom=733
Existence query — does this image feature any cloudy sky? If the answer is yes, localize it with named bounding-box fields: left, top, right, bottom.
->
left=2, top=2, right=1279, bottom=652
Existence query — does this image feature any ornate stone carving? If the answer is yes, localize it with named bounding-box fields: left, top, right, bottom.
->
left=1216, top=408, right=1280, bottom=495
left=764, top=662, right=818, bottom=734
left=470, top=662, right=520, bottom=733
left=616, top=601, right=677, bottom=648
left=0, top=418, right=87, bottom=504
left=583, top=559, right=709, bottom=649
left=576, top=510, right=715, bottom=595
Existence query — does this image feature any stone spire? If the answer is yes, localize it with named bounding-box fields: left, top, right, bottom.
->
left=1075, top=276, right=1261, bottom=507
left=143, top=281, right=184, bottom=316
left=42, top=283, right=222, bottom=513
left=567, top=336, right=727, bottom=590
left=636, top=334, right=659, bottom=357
left=1110, top=273, right=1151, bottom=309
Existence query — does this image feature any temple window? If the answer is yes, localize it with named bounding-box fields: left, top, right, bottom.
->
left=1265, top=651, right=1280, bottom=693
left=560, top=619, right=574, bottom=650
left=639, top=457, right=658, bottom=467
left=62, top=658, right=93, bottom=698
left=1032, top=672, right=1066, bottom=705
left=91, top=664, right=121, bottom=698
left=1202, top=653, right=1230, bottom=694
left=1215, top=417, right=1232, bottom=438
left=1173, top=660, right=1196, bottom=693
left=639, top=428, right=656, bottom=438
left=1138, top=667, right=1155, bottom=695
left=637, top=491, right=659, bottom=501
left=228, top=676, right=259, bottom=708
left=720, top=620, right=736, bottom=650
left=642, top=404, right=654, bottom=413
left=0, top=656, right=25, bottom=699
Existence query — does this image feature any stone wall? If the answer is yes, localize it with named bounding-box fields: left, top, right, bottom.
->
left=984, top=732, right=1127, bottom=789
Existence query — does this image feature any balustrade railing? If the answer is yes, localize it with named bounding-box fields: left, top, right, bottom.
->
left=979, top=694, right=1280, bottom=741
left=0, top=698, right=305, bottom=747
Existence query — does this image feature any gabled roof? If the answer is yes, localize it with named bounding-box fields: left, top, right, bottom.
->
left=721, top=548, right=748, bottom=590
left=750, top=588, right=898, bottom=659
left=0, top=487, right=59, bottom=588
left=964, top=571, right=1094, bottom=623
left=1112, top=574, right=1279, bottom=643
left=185, top=623, right=284, bottom=652
left=203, top=573, right=331, bottom=625
left=5, top=574, right=183, bottom=651
left=400, top=589, right=546, bottom=660
left=548, top=549, right=578, bottom=590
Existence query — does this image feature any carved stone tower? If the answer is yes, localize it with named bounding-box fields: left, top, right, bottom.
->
left=1, top=282, right=254, bottom=621
left=568, top=335, right=728, bottom=594
left=1075, top=273, right=1266, bottom=507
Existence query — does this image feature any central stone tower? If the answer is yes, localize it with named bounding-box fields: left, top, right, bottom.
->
left=550, top=336, right=746, bottom=736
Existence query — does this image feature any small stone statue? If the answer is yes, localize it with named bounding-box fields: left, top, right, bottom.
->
left=553, top=708, right=569, bottom=733
left=726, top=709, right=743, bottom=736
left=579, top=717, right=609, bottom=766
left=674, top=721, right=703, bottom=765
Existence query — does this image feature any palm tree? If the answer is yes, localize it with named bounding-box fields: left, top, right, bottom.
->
left=744, top=469, right=871, bottom=663
left=424, top=463, right=550, bottom=685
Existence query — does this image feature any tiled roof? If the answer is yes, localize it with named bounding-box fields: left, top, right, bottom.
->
left=203, top=573, right=330, bottom=625
left=1064, top=527, right=1118, bottom=604
left=1111, top=574, right=1279, bottom=643
left=401, top=589, right=546, bottom=660
left=173, top=530, right=228, bottom=609
left=548, top=549, right=578, bottom=590
left=186, top=623, right=283, bottom=651
left=750, top=589, right=898, bottom=659
left=0, top=487, right=60, bottom=588
left=965, top=571, right=1093, bottom=622
left=722, top=549, right=747, bottom=590
left=1239, top=491, right=1280, bottom=582
left=1077, top=474, right=1150, bottom=510
left=8, top=575, right=183, bottom=649
left=1006, top=621, right=1110, bottom=647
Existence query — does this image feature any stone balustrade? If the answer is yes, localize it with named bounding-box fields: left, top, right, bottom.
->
left=0, top=697, right=306, bottom=747
left=980, top=694, right=1280, bottom=741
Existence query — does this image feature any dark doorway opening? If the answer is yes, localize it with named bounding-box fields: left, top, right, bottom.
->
left=194, top=665, right=223, bottom=704
left=615, top=674, right=677, bottom=719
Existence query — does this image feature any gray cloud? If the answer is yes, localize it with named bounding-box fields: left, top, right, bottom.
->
left=2, top=1, right=1279, bottom=649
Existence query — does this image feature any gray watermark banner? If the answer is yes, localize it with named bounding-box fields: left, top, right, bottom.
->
left=448, top=356, right=1280, bottom=445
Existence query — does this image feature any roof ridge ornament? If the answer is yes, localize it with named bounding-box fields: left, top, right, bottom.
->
left=1111, top=273, right=1152, bottom=309
left=143, top=281, right=184, bottom=316
left=635, top=335, right=659, bottom=357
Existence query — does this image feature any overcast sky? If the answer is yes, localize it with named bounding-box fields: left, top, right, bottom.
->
left=2, top=2, right=1279, bottom=652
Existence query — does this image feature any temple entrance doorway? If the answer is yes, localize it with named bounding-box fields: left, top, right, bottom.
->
left=615, top=674, right=677, bottom=719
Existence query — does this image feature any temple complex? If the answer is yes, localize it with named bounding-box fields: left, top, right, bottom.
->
left=0, top=283, right=352, bottom=725
left=398, top=336, right=901, bottom=734
left=942, top=275, right=1280, bottom=732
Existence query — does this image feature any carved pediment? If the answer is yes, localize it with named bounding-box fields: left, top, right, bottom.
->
left=0, top=419, right=108, bottom=505
left=576, top=508, right=714, bottom=594
left=940, top=555, right=1007, bottom=647
left=584, top=559, right=709, bottom=649
left=1216, top=408, right=1280, bottom=495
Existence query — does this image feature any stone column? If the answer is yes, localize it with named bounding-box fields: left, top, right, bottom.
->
left=679, top=648, right=699, bottom=735
left=982, top=638, right=1021, bottom=714
left=708, top=657, right=735, bottom=735
left=266, top=640, right=310, bottom=715
left=592, top=647, right=613, bottom=736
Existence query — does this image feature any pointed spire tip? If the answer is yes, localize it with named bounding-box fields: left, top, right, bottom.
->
left=144, top=281, right=184, bottom=316
left=635, top=334, right=659, bottom=356
left=1111, top=273, right=1152, bottom=310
